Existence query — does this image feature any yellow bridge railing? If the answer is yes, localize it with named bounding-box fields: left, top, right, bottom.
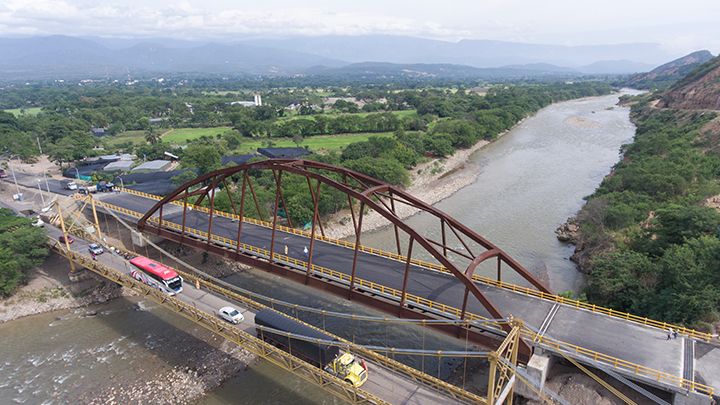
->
left=47, top=237, right=391, bottom=405
left=104, top=190, right=714, bottom=342
left=79, top=193, right=717, bottom=396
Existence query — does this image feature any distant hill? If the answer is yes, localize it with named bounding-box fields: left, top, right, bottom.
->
left=577, top=60, right=656, bottom=75
left=305, top=62, right=584, bottom=79
left=657, top=55, right=720, bottom=110
left=625, top=50, right=715, bottom=90
left=242, top=35, right=672, bottom=70
left=0, top=34, right=681, bottom=81
left=0, top=35, right=348, bottom=80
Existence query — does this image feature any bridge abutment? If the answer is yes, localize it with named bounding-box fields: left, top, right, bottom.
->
left=673, top=391, right=713, bottom=405
left=515, top=350, right=556, bottom=401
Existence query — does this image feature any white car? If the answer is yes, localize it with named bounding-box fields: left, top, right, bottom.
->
left=217, top=307, right=244, bottom=324
left=88, top=243, right=104, bottom=255
left=31, top=217, right=45, bottom=227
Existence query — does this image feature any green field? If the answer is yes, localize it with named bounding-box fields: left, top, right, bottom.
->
left=100, top=127, right=397, bottom=152
left=281, top=110, right=417, bottom=122
left=101, top=130, right=147, bottom=147
left=101, top=127, right=231, bottom=148
left=161, top=127, right=233, bottom=144
left=240, top=132, right=395, bottom=151
left=4, top=107, right=42, bottom=116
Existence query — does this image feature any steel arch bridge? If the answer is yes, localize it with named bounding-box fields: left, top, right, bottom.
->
left=137, top=159, right=554, bottom=360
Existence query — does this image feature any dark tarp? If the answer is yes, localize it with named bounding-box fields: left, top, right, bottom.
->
left=257, top=148, right=313, bottom=159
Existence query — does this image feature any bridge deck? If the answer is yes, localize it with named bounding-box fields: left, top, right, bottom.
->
left=48, top=224, right=474, bottom=405
left=95, top=191, right=720, bottom=395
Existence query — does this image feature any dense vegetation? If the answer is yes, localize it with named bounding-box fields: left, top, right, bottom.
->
left=0, top=208, right=49, bottom=296
left=1, top=79, right=612, bottom=173
left=572, top=92, right=720, bottom=330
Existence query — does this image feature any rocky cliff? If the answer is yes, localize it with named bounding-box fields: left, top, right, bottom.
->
left=625, top=50, right=714, bottom=90
left=657, top=55, right=720, bottom=110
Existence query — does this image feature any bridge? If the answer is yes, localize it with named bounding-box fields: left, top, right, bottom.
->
left=50, top=199, right=523, bottom=405
left=69, top=159, right=718, bottom=404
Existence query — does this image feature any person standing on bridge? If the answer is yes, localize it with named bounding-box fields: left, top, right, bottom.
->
left=284, top=245, right=288, bottom=255
left=303, top=246, right=308, bottom=258
left=667, top=327, right=674, bottom=340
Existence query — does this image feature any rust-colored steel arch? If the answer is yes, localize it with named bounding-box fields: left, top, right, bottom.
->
left=137, top=159, right=553, bottom=359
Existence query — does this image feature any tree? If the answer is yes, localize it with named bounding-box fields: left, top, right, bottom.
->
left=47, top=131, right=95, bottom=169
left=292, top=133, right=304, bottom=147
left=171, top=170, right=199, bottom=187
left=0, top=208, right=49, bottom=296
left=91, top=171, right=115, bottom=184
left=633, top=205, right=720, bottom=257
left=343, top=157, right=409, bottom=187
left=145, top=128, right=160, bottom=145
left=181, top=144, right=221, bottom=175
left=107, top=122, right=125, bottom=136
left=223, top=131, right=243, bottom=150
left=137, top=117, right=151, bottom=130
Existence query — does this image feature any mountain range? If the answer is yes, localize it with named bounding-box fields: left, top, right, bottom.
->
left=624, top=50, right=715, bottom=90
left=0, top=35, right=690, bottom=81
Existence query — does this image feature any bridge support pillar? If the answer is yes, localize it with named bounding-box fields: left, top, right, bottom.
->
left=131, top=231, right=164, bottom=247
left=673, top=391, right=713, bottom=405
left=515, top=351, right=555, bottom=401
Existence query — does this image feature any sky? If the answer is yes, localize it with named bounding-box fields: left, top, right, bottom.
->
left=1, top=0, right=719, bottom=58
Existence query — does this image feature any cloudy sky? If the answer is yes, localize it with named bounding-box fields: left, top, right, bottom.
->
left=1, top=0, right=718, bottom=57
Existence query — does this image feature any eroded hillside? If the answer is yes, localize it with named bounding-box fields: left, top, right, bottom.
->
left=657, top=55, right=720, bottom=110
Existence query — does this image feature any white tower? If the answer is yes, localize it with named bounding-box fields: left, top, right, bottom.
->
left=254, top=94, right=262, bottom=106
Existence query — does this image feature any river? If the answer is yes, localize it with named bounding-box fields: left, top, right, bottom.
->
left=353, top=89, right=643, bottom=294
left=0, top=90, right=642, bottom=404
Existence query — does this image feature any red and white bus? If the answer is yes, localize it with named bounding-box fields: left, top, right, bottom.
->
left=129, top=256, right=183, bottom=295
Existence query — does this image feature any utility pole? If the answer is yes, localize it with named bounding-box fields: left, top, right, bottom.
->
left=36, top=179, right=45, bottom=206
left=36, top=137, right=51, bottom=202
left=10, top=157, right=20, bottom=198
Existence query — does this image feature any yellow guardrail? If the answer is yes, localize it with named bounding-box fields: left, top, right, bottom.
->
left=104, top=190, right=715, bottom=342
left=48, top=238, right=391, bottom=405
left=70, top=198, right=718, bottom=397
left=529, top=331, right=714, bottom=396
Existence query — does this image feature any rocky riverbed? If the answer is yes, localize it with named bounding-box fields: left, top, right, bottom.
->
left=82, top=327, right=257, bottom=405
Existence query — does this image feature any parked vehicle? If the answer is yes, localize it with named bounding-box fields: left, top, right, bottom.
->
left=59, top=235, right=74, bottom=244
left=255, top=308, right=368, bottom=387
left=96, top=181, right=114, bottom=192
left=31, top=217, right=44, bottom=227
left=88, top=243, right=104, bottom=255
left=78, top=185, right=97, bottom=194
left=0, top=169, right=7, bottom=178
left=217, top=307, right=244, bottom=324
left=60, top=180, right=77, bottom=190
